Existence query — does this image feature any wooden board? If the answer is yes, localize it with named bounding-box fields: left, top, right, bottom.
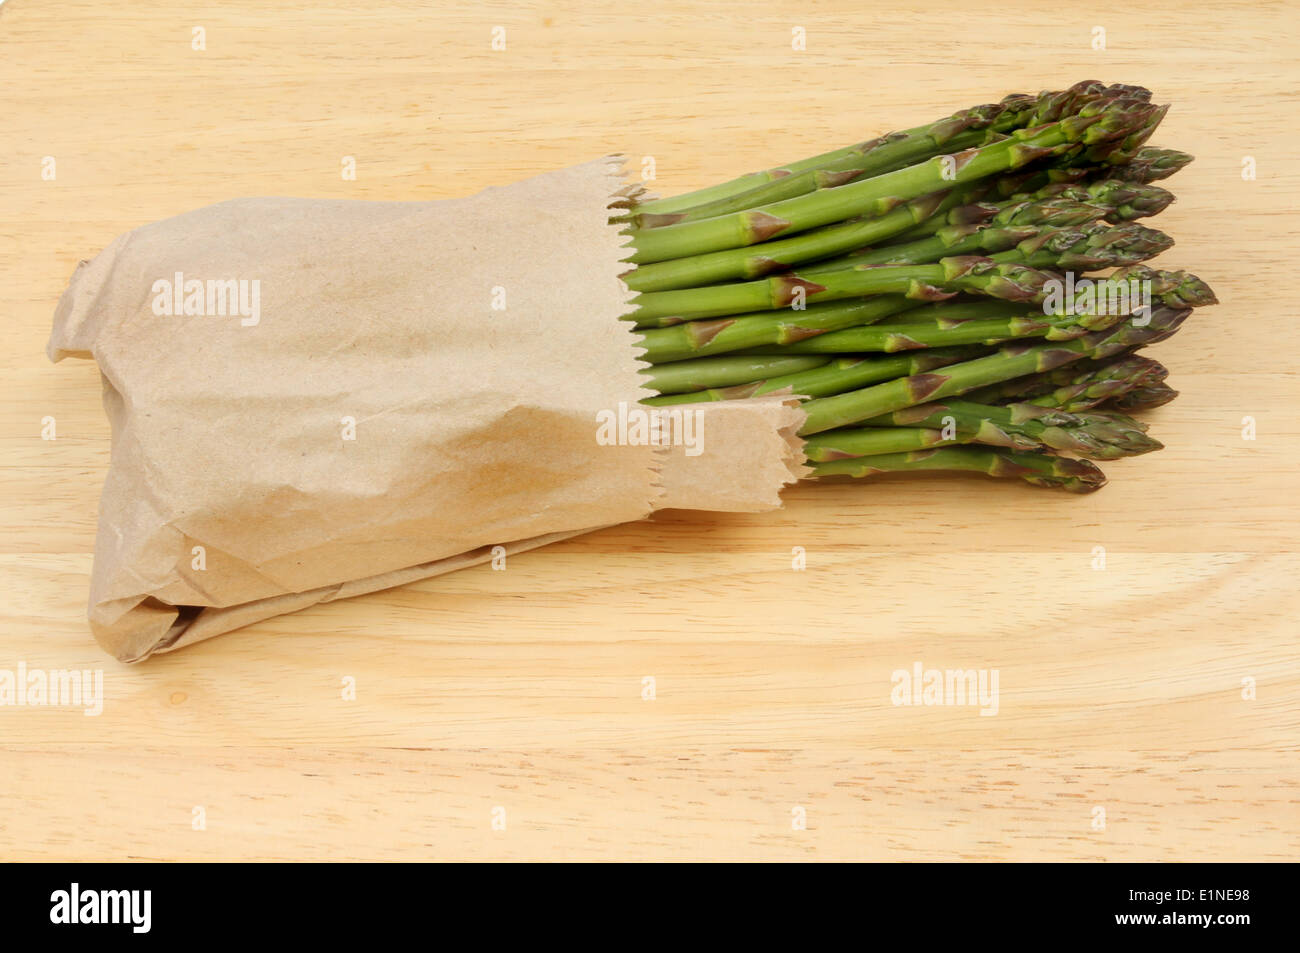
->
left=1, top=0, right=1296, bottom=861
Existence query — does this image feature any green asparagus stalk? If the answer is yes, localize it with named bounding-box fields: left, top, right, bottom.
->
left=737, top=309, right=1092, bottom=354
left=637, top=296, right=920, bottom=364
left=1028, top=179, right=1175, bottom=222
left=988, top=221, right=1173, bottom=271
left=901, top=164, right=1174, bottom=248
left=738, top=298, right=1024, bottom=350
left=975, top=357, right=1112, bottom=397
left=863, top=398, right=1162, bottom=459
left=1105, top=382, right=1180, bottom=412
left=632, top=257, right=1059, bottom=326
left=1042, top=106, right=1168, bottom=172
left=662, top=258, right=1210, bottom=390
left=809, top=447, right=1108, bottom=493
left=642, top=346, right=988, bottom=405
left=627, top=96, right=1163, bottom=264
left=1106, top=263, right=1220, bottom=309
left=1087, top=103, right=1169, bottom=163
left=1108, top=147, right=1194, bottom=182
left=624, top=135, right=1172, bottom=295
left=986, top=164, right=1094, bottom=201
left=882, top=186, right=1001, bottom=236
left=629, top=96, right=1038, bottom=218
left=623, top=192, right=953, bottom=293
left=643, top=354, right=830, bottom=395
left=809, top=415, right=1041, bottom=455
left=629, top=82, right=1140, bottom=220
left=798, top=305, right=1193, bottom=434
left=634, top=221, right=1170, bottom=326
left=885, top=167, right=1090, bottom=243
left=627, top=127, right=1007, bottom=228
left=968, top=354, right=1170, bottom=411
left=738, top=267, right=1213, bottom=354
left=868, top=296, right=989, bottom=325
left=802, top=197, right=1108, bottom=270
left=801, top=426, right=965, bottom=459
left=738, top=294, right=1142, bottom=357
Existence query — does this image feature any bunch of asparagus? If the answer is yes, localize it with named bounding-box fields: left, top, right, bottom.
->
left=621, top=81, right=1216, bottom=492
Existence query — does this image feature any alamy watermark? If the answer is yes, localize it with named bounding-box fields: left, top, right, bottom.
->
left=1041, top=273, right=1152, bottom=325
left=151, top=271, right=260, bottom=326
left=0, top=662, right=103, bottom=716
left=596, top=401, right=704, bottom=456
left=891, top=661, right=999, bottom=716
left=50, top=883, right=150, bottom=933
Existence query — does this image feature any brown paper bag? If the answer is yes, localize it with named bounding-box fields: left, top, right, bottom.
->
left=48, top=158, right=806, bottom=662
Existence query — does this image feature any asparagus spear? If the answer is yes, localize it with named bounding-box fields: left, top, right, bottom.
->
left=1108, top=146, right=1194, bottom=182
left=885, top=167, right=1090, bottom=242
left=1106, top=382, right=1180, bottom=412
left=1107, top=263, right=1220, bottom=309
left=629, top=97, right=1035, bottom=218
left=861, top=138, right=1180, bottom=247
left=623, top=140, right=1171, bottom=295
left=627, top=95, right=1163, bottom=264
left=1042, top=105, right=1168, bottom=172
left=738, top=290, right=1144, bottom=356
left=800, top=200, right=1107, bottom=271
left=736, top=308, right=1098, bottom=355
left=643, top=354, right=829, bottom=395
left=802, top=426, right=966, bottom=459
left=862, top=398, right=1162, bottom=459
left=669, top=78, right=1143, bottom=220
left=968, top=355, right=1171, bottom=411
left=661, top=268, right=1203, bottom=410
left=987, top=221, right=1173, bottom=271
left=810, top=447, right=1108, bottom=493
left=1088, top=103, right=1169, bottom=163
left=627, top=127, right=1006, bottom=228
left=637, top=296, right=920, bottom=364
left=642, top=346, right=989, bottom=405
left=878, top=172, right=1157, bottom=252
left=623, top=192, right=954, bottom=294
left=1029, top=179, right=1175, bottom=222
left=631, top=257, right=1058, bottom=326
left=739, top=267, right=1214, bottom=354
left=973, top=358, right=1127, bottom=401
left=905, top=164, right=1172, bottom=246
left=801, top=198, right=1109, bottom=270
left=629, top=83, right=1141, bottom=220
left=798, top=305, right=1193, bottom=434
left=733, top=263, right=1213, bottom=363
left=987, top=165, right=1095, bottom=200
left=738, top=298, right=1028, bottom=351
left=867, top=295, right=989, bottom=325
left=809, top=415, right=1042, bottom=455
left=633, top=222, right=1169, bottom=326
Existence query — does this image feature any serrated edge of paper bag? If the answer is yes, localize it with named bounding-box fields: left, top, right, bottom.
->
left=651, top=392, right=808, bottom=513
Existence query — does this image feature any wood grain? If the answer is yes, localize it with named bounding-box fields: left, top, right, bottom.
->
left=1, top=0, right=1297, bottom=861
